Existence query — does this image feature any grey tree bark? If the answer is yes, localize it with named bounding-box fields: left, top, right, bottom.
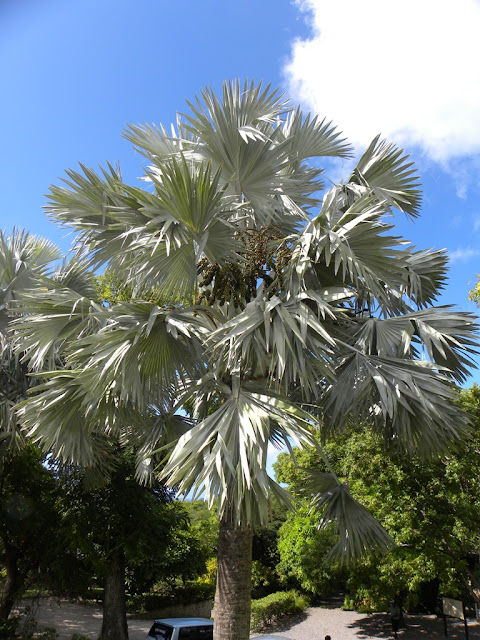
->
left=100, top=548, right=129, bottom=640
left=213, top=513, right=253, bottom=640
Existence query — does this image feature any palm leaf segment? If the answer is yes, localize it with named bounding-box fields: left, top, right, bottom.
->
left=16, top=81, right=479, bottom=556
left=303, top=469, right=394, bottom=563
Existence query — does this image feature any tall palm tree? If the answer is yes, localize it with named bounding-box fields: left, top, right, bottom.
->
left=15, top=81, right=478, bottom=640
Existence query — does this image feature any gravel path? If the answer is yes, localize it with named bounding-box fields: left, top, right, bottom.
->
left=22, top=598, right=480, bottom=640
left=253, top=605, right=480, bottom=639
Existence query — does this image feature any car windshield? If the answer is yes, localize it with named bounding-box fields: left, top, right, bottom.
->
left=178, top=626, right=213, bottom=639
left=148, top=622, right=173, bottom=640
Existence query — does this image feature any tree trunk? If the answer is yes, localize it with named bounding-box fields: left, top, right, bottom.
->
left=465, top=566, right=480, bottom=606
left=213, top=513, right=253, bottom=640
left=100, top=548, right=128, bottom=640
left=0, top=547, right=25, bottom=623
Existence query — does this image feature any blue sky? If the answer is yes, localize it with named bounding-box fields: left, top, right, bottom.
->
left=2, top=0, right=480, bottom=382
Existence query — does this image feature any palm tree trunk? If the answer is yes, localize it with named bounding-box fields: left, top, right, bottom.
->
left=213, top=513, right=253, bottom=640
left=100, top=548, right=128, bottom=640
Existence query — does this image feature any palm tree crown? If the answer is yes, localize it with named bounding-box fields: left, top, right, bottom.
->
left=14, top=80, right=478, bottom=561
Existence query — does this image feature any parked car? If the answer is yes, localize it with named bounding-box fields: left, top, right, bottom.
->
left=145, top=617, right=213, bottom=640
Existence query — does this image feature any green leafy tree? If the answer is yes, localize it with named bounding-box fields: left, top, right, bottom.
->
left=276, top=505, right=344, bottom=596
left=183, top=500, right=219, bottom=563
left=55, top=449, right=207, bottom=639
left=251, top=495, right=288, bottom=597
left=14, top=81, right=478, bottom=640
left=274, top=393, right=480, bottom=611
left=0, top=445, right=64, bottom=622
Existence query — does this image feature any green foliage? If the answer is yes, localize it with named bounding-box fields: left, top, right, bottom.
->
left=0, top=616, right=19, bottom=639
left=273, top=392, right=480, bottom=611
left=0, top=444, right=84, bottom=616
left=95, top=272, right=133, bottom=304
left=195, top=557, right=217, bottom=594
left=182, top=500, right=219, bottom=560
left=251, top=560, right=279, bottom=594
left=55, top=449, right=207, bottom=596
left=276, top=505, right=345, bottom=595
left=250, top=590, right=309, bottom=631
left=96, top=271, right=167, bottom=306
left=469, top=276, right=480, bottom=306
left=251, top=495, right=288, bottom=596
left=127, top=580, right=215, bottom=613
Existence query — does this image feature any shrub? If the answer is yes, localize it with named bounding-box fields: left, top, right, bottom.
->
left=250, top=590, right=309, bottom=631
left=127, top=580, right=215, bottom=613
left=33, top=628, right=58, bottom=640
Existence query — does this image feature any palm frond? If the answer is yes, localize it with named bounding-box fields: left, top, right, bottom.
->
left=281, top=108, right=352, bottom=160
left=322, top=352, right=472, bottom=455
left=349, top=135, right=422, bottom=218
left=354, top=308, right=478, bottom=383
left=402, top=247, right=449, bottom=306
left=208, top=295, right=337, bottom=395
left=293, top=189, right=410, bottom=313
left=12, top=290, right=103, bottom=371
left=183, top=79, right=288, bottom=147
left=45, top=162, right=126, bottom=232
left=122, top=118, right=195, bottom=162
left=53, top=256, right=97, bottom=298
left=305, top=470, right=394, bottom=564
left=162, top=383, right=317, bottom=526
left=65, top=301, right=205, bottom=409
left=16, top=370, right=119, bottom=467
left=0, top=229, right=62, bottom=312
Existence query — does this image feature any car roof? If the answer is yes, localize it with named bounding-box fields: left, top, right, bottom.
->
left=153, top=618, right=213, bottom=628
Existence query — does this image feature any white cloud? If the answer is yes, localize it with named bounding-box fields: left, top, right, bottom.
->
left=449, top=247, right=480, bottom=263
left=285, top=0, right=480, bottom=163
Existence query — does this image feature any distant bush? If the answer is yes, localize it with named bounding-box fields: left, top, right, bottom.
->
left=250, top=590, right=309, bottom=631
left=127, top=581, right=215, bottom=613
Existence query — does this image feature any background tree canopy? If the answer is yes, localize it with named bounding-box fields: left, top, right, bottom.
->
left=274, top=386, right=480, bottom=612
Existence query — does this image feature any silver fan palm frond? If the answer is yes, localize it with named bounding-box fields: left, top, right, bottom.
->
left=161, top=381, right=317, bottom=526
left=16, top=369, right=156, bottom=469
left=63, top=301, right=207, bottom=408
left=314, top=481, right=395, bottom=563
left=322, top=352, right=472, bottom=454
left=349, top=135, right=422, bottom=219
left=12, top=289, right=103, bottom=371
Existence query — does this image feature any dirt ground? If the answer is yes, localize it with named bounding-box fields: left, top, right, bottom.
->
left=21, top=598, right=480, bottom=640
